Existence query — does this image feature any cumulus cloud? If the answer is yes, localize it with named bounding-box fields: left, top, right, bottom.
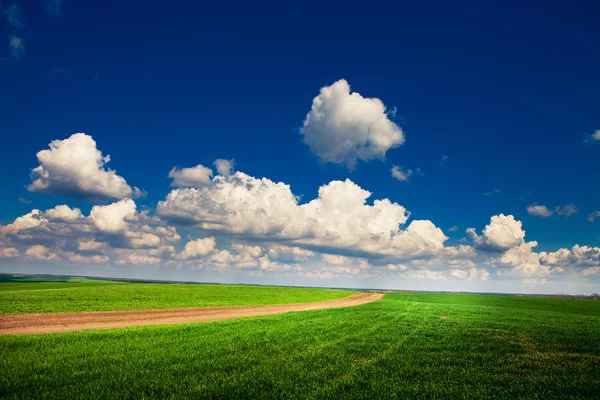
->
left=45, top=205, right=84, bottom=222
left=527, top=204, right=554, bottom=218
left=391, top=166, right=412, bottom=181
left=78, top=239, right=107, bottom=252
left=301, top=79, right=404, bottom=169
left=91, top=199, right=137, bottom=233
left=157, top=171, right=453, bottom=261
left=178, top=237, right=216, bottom=259
left=169, top=164, right=213, bottom=188
left=0, top=210, right=47, bottom=234
left=27, top=133, right=137, bottom=201
left=468, top=214, right=525, bottom=251
left=494, top=241, right=550, bottom=277
left=25, top=245, right=58, bottom=260
left=0, top=247, right=19, bottom=258
left=0, top=199, right=180, bottom=266
left=213, top=159, right=234, bottom=177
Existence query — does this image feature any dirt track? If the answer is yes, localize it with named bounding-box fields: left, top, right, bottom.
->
left=0, top=292, right=384, bottom=335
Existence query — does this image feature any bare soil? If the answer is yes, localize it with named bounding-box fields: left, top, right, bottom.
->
left=0, top=292, right=384, bottom=335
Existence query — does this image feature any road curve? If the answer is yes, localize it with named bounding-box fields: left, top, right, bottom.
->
left=0, top=292, right=384, bottom=335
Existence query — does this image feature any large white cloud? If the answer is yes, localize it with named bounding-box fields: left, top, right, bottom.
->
left=157, top=171, right=452, bottom=261
left=27, top=133, right=140, bottom=201
left=468, top=214, right=525, bottom=251
left=301, top=79, right=404, bottom=168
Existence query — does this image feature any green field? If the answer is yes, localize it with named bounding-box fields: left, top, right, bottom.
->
left=1, top=283, right=600, bottom=399
left=0, top=278, right=356, bottom=316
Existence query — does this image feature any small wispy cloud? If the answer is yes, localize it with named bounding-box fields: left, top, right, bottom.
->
left=588, top=211, right=600, bottom=223
left=18, top=197, right=32, bottom=204
left=438, top=155, right=449, bottom=167
left=43, top=0, right=64, bottom=16
left=391, top=165, right=413, bottom=182
left=483, top=188, right=501, bottom=196
left=448, top=225, right=459, bottom=232
left=527, top=203, right=578, bottom=218
left=556, top=204, right=578, bottom=217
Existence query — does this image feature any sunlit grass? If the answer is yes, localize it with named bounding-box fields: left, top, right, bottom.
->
left=1, top=292, right=599, bottom=399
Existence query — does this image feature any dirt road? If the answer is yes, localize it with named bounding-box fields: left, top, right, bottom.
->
left=0, top=292, right=384, bottom=335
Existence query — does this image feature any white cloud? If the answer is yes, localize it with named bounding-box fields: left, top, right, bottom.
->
left=91, top=199, right=137, bottom=233
left=448, top=225, right=459, bottom=232
left=25, top=245, right=58, bottom=260
left=168, top=164, right=213, bottom=188
left=78, top=239, right=107, bottom=252
left=495, top=241, right=550, bottom=277
left=268, top=245, right=313, bottom=262
left=45, top=205, right=84, bottom=222
left=391, top=166, right=412, bottom=181
left=27, top=133, right=136, bottom=201
left=470, top=214, right=525, bottom=251
left=178, top=237, right=216, bottom=259
left=527, top=204, right=554, bottom=218
left=213, top=159, right=234, bottom=177
left=0, top=210, right=47, bottom=234
left=158, top=171, right=453, bottom=261
left=0, top=247, right=19, bottom=258
left=301, top=79, right=404, bottom=169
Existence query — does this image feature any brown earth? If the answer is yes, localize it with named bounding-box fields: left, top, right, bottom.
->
left=0, top=292, right=384, bottom=335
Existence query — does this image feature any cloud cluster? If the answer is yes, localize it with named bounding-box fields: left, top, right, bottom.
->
left=301, top=79, right=404, bottom=169
left=157, top=171, right=455, bottom=261
left=28, top=133, right=140, bottom=201
left=0, top=199, right=180, bottom=265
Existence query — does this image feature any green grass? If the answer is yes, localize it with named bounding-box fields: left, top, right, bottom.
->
left=1, top=292, right=599, bottom=399
left=0, top=280, right=356, bottom=315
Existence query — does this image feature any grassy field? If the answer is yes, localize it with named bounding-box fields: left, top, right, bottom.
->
left=0, top=278, right=357, bottom=316
left=1, top=287, right=599, bottom=399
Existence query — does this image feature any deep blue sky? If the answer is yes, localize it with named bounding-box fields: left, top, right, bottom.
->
left=1, top=0, right=599, bottom=254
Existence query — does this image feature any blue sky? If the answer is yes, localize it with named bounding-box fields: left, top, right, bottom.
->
left=1, top=0, right=599, bottom=293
